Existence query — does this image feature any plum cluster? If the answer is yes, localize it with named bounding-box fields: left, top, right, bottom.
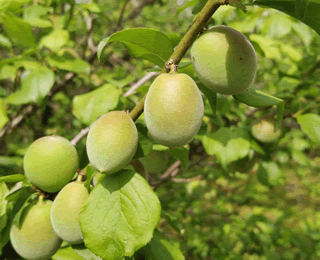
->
left=10, top=26, right=275, bottom=260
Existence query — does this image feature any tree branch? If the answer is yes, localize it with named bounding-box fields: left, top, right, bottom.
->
left=129, top=0, right=222, bottom=121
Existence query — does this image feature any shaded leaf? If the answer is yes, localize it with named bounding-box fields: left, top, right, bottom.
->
left=132, top=124, right=154, bottom=161
left=136, top=229, right=185, bottom=260
left=257, top=161, right=282, bottom=187
left=233, top=88, right=284, bottom=131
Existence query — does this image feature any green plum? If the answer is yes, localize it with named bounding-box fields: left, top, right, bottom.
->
left=86, top=111, right=138, bottom=174
left=191, top=25, right=257, bottom=95
left=23, top=136, right=79, bottom=193
left=51, top=180, right=89, bottom=244
left=144, top=72, right=204, bottom=147
left=10, top=197, right=62, bottom=260
left=251, top=116, right=282, bottom=143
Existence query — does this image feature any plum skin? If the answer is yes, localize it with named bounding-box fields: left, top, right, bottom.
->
left=23, top=136, right=79, bottom=193
left=191, top=25, right=258, bottom=95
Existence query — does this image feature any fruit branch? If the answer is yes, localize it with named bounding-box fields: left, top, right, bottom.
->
left=129, top=0, right=222, bottom=121
left=0, top=2, right=159, bottom=145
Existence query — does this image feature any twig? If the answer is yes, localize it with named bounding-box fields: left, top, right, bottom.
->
left=71, top=127, right=90, bottom=146
left=123, top=72, right=158, bottom=97
left=116, top=0, right=130, bottom=32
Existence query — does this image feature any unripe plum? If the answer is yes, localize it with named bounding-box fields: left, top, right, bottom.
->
left=140, top=151, right=169, bottom=173
left=251, top=116, right=282, bottom=143
left=10, top=198, right=62, bottom=260
left=23, top=136, right=79, bottom=193
left=51, top=181, right=89, bottom=244
left=144, top=72, right=204, bottom=147
left=191, top=25, right=257, bottom=95
left=86, top=111, right=138, bottom=174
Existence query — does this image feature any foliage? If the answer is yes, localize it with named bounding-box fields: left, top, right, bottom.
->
left=0, top=0, right=320, bottom=259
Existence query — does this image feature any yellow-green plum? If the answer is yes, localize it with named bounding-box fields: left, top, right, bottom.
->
left=51, top=180, right=89, bottom=244
left=140, top=151, right=169, bottom=173
left=251, top=116, right=282, bottom=143
left=10, top=197, right=62, bottom=260
left=86, top=111, right=138, bottom=174
left=191, top=25, right=257, bottom=95
left=144, top=72, right=204, bottom=147
left=23, top=136, right=79, bottom=193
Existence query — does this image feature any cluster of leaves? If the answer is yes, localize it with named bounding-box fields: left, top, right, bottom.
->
left=0, top=0, right=320, bottom=259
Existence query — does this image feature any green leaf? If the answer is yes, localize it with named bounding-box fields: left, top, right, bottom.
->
left=6, top=66, right=55, bottom=105
left=0, top=0, right=31, bottom=13
left=137, top=229, right=185, bottom=260
left=197, top=82, right=217, bottom=116
left=291, top=149, right=311, bottom=166
left=72, top=84, right=120, bottom=125
left=72, top=244, right=103, bottom=260
left=0, top=99, right=8, bottom=130
left=0, top=156, right=23, bottom=167
left=97, top=28, right=173, bottom=67
left=12, top=190, right=35, bottom=229
left=79, top=170, right=161, bottom=260
left=228, top=0, right=247, bottom=13
left=0, top=87, right=6, bottom=97
left=167, top=147, right=190, bottom=173
left=192, top=0, right=207, bottom=14
left=80, top=3, right=101, bottom=13
left=0, top=34, right=12, bottom=48
left=256, top=161, right=282, bottom=187
left=260, top=14, right=293, bottom=38
left=23, top=5, right=52, bottom=28
left=2, top=14, right=36, bottom=48
left=233, top=88, right=284, bottom=131
left=253, top=0, right=320, bottom=35
left=202, top=128, right=250, bottom=168
left=47, top=54, right=91, bottom=74
left=278, top=77, right=300, bottom=92
left=0, top=174, right=25, bottom=183
left=0, top=183, right=9, bottom=234
left=41, top=30, right=70, bottom=52
left=132, top=124, right=154, bottom=160
left=52, top=245, right=86, bottom=260
left=0, top=65, right=17, bottom=80
left=0, top=182, right=9, bottom=254
left=83, top=164, right=99, bottom=192
left=297, top=113, right=320, bottom=145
